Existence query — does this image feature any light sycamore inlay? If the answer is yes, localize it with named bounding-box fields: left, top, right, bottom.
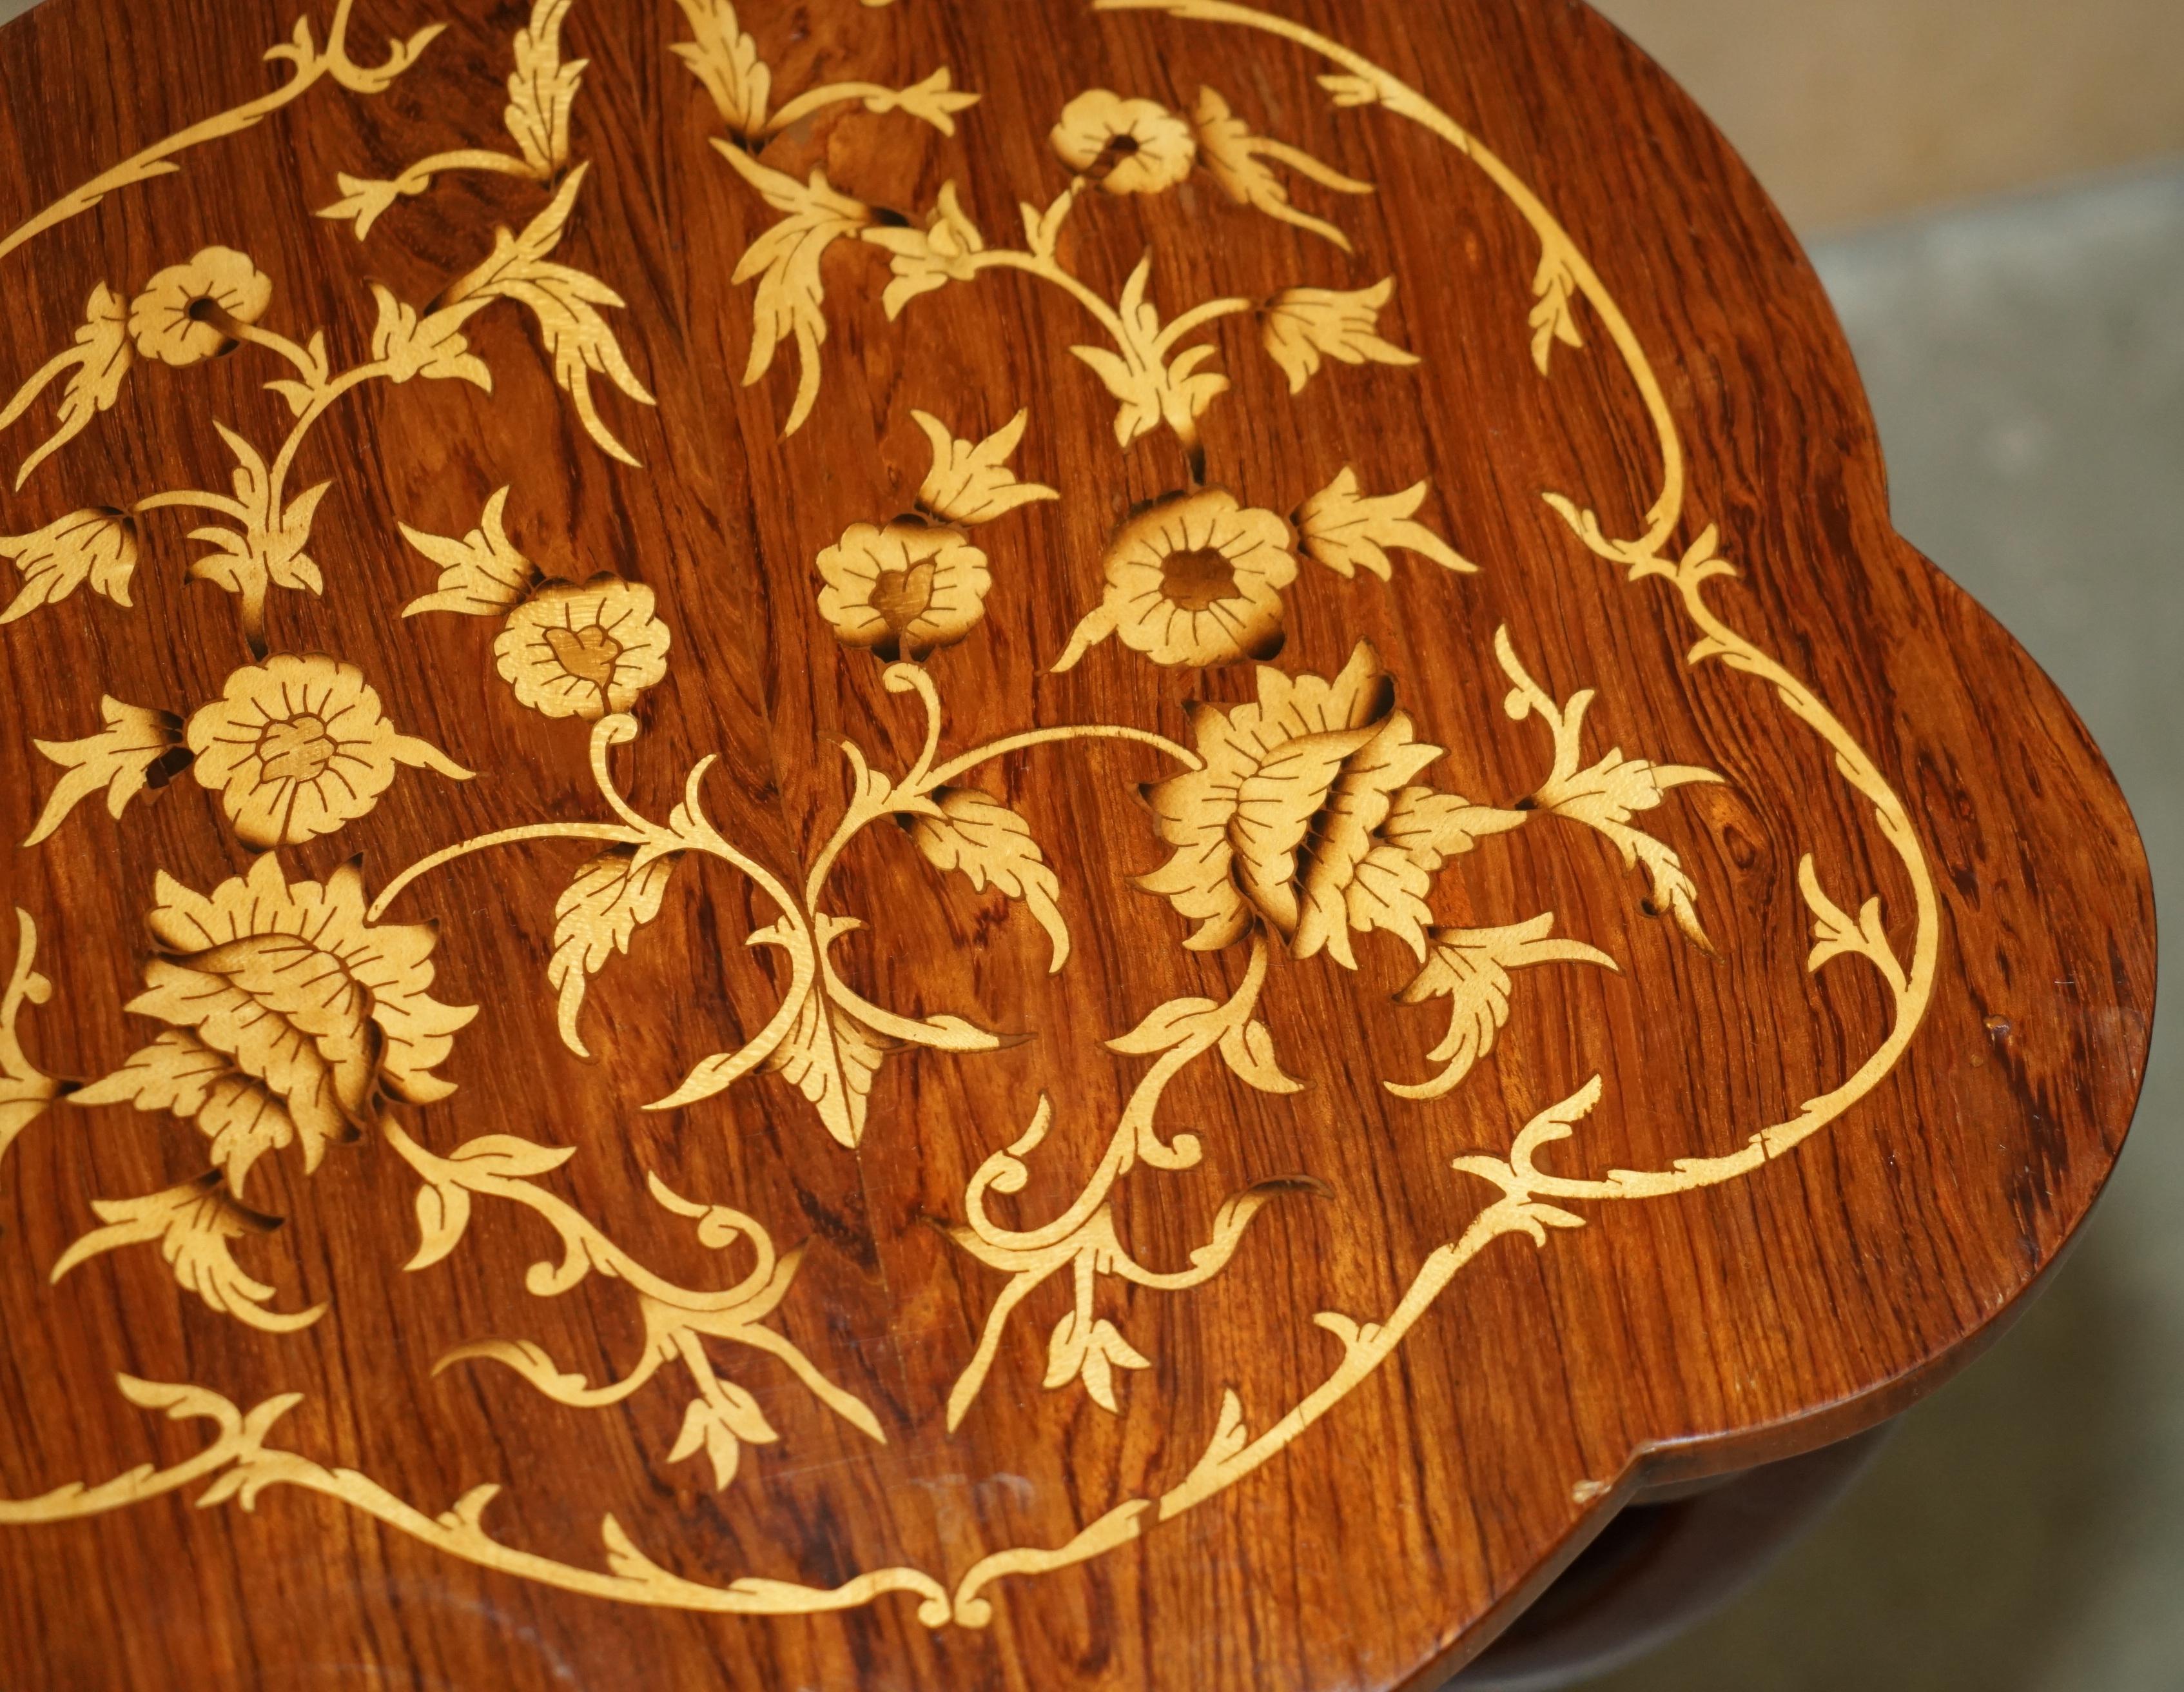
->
left=0, top=0, right=1939, bottom=1639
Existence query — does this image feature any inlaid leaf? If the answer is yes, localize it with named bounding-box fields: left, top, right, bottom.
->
left=1539, top=751, right=1721, bottom=950
left=1497, top=627, right=1724, bottom=949
left=262, top=330, right=334, bottom=416
left=870, top=68, right=979, bottom=135
left=0, top=910, right=57, bottom=1167
left=114, top=1373, right=249, bottom=1432
left=1192, top=86, right=1372, bottom=251
left=407, top=1179, right=473, bottom=1272
left=1, top=507, right=139, bottom=624
left=1529, top=246, right=1584, bottom=375
left=672, top=0, right=770, bottom=138
left=667, top=1384, right=779, bottom=1492
left=1332, top=782, right=1536, bottom=964
left=1224, top=724, right=1379, bottom=938
left=24, top=695, right=183, bottom=847
left=1379, top=785, right=1529, bottom=874
left=446, top=1134, right=579, bottom=1181
left=440, top=164, right=656, bottom=464
left=0, top=283, right=130, bottom=488
left=1453, top=1077, right=1604, bottom=1232
left=242, top=481, right=330, bottom=595
left=1798, top=854, right=1909, bottom=995
left=549, top=846, right=679, bottom=1057
left=1295, top=468, right=1473, bottom=579
left=1104, top=988, right=1304, bottom=1093
left=910, top=787, right=1069, bottom=972
left=912, top=410, right=1058, bottom=527
left=400, top=487, right=540, bottom=616
left=1336, top=839, right=1437, bottom=961
left=1387, top=915, right=1617, bottom=1101
left=433, top=1337, right=596, bottom=1401
left=316, top=172, right=415, bottom=241
left=135, top=859, right=472, bottom=1112
left=1137, top=644, right=1403, bottom=951
left=72, top=1028, right=318, bottom=1197
left=866, top=181, right=986, bottom=319
left=1019, top=186, right=1075, bottom=261
left=1069, top=254, right=1235, bottom=446
left=50, top=1173, right=325, bottom=1333
left=1542, top=749, right=1721, bottom=836
left=1195, top=1389, right=1251, bottom=1478
left=503, top=0, right=584, bottom=179
left=712, top=145, right=870, bottom=434
left=371, top=285, right=492, bottom=390
left=763, top=975, right=891, bottom=1150
left=1260, top=278, right=1418, bottom=395
left=1318, top=72, right=1382, bottom=108
left=185, top=425, right=329, bottom=645
left=1045, top=1310, right=1150, bottom=1413
left=1216, top=1017, right=1305, bottom=1095
left=1107, top=994, right=1225, bottom=1056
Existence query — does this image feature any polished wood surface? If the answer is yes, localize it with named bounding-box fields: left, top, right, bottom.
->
left=0, top=0, right=2154, bottom=1687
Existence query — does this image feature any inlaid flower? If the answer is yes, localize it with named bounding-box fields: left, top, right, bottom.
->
left=865, top=181, right=987, bottom=318
left=186, top=654, right=472, bottom=848
left=1138, top=642, right=1465, bottom=961
left=79, top=852, right=476, bottom=1148
left=1, top=507, right=137, bottom=624
left=1053, top=488, right=1297, bottom=672
left=495, top=575, right=674, bottom=720
left=69, top=853, right=477, bottom=1204
left=126, top=247, right=273, bottom=367
left=815, top=520, right=991, bottom=661
left=1049, top=91, right=1198, bottom=195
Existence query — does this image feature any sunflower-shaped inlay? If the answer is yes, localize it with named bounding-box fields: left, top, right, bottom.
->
left=1049, top=90, right=1198, bottom=195
left=1053, top=488, right=1298, bottom=671
left=72, top=854, right=479, bottom=1197
left=126, top=246, right=273, bottom=367
left=1138, top=642, right=1474, bottom=963
left=186, top=654, right=472, bottom=847
left=495, top=575, right=674, bottom=720
left=815, top=520, right=992, bottom=662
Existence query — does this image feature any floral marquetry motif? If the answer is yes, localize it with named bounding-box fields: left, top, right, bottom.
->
left=185, top=655, right=473, bottom=845
left=1055, top=487, right=1299, bottom=669
left=1049, top=91, right=1202, bottom=195
left=0, top=1, right=2152, bottom=1690
left=495, top=578, right=674, bottom=719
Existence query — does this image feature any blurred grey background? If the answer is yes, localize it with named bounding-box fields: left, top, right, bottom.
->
left=1583, top=1, right=2184, bottom=1686
left=2, top=0, right=2176, bottom=1684
left=1584, top=166, right=2184, bottom=1692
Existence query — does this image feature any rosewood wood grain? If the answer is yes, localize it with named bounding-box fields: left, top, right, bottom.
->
left=0, top=0, right=2154, bottom=1687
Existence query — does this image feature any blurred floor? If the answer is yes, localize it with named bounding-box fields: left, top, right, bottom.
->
left=1585, top=161, right=2184, bottom=1692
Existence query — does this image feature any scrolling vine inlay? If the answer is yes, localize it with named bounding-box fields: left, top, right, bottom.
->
left=0, top=0, right=1984, bottom=1656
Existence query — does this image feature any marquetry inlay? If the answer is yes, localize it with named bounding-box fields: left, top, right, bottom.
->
left=0, top=2, right=2150, bottom=1687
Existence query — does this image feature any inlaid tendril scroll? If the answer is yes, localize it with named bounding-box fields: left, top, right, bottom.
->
left=0, top=0, right=1937, bottom=1637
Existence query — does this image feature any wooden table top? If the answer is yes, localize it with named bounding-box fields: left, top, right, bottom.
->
left=0, top=0, right=2156, bottom=1687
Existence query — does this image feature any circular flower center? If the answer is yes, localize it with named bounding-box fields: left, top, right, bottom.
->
left=545, top=625, right=626, bottom=690
left=257, top=716, right=337, bottom=783
left=1158, top=547, right=1238, bottom=612
left=871, top=560, right=937, bottom=631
